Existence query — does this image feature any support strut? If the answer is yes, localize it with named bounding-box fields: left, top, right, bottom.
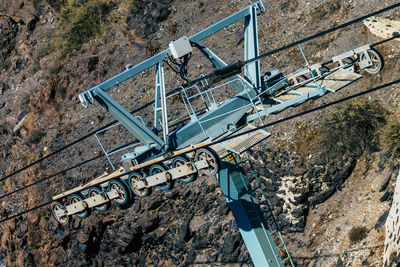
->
left=217, top=158, right=285, bottom=267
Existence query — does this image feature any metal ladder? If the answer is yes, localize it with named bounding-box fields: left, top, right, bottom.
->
left=216, top=151, right=294, bottom=267
left=242, top=154, right=295, bottom=266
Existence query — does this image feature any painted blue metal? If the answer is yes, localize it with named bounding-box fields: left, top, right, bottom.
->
left=93, top=89, right=166, bottom=151
left=79, top=50, right=170, bottom=104
left=195, top=41, right=253, bottom=94
left=217, top=159, right=284, bottom=267
left=94, top=122, right=142, bottom=169
left=244, top=4, right=262, bottom=91
left=170, top=80, right=254, bottom=149
left=247, top=87, right=322, bottom=123
left=77, top=0, right=267, bottom=155
left=76, top=2, right=292, bottom=265
left=153, top=62, right=169, bottom=145
left=245, top=69, right=361, bottom=123
left=189, top=1, right=264, bottom=43
left=59, top=1, right=381, bottom=265
left=94, top=131, right=116, bottom=170
left=79, top=1, right=265, bottom=104
left=297, top=44, right=327, bottom=96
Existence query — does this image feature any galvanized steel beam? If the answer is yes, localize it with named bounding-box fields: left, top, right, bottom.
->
left=94, top=89, right=166, bottom=151
left=78, top=1, right=265, bottom=103
left=217, top=159, right=284, bottom=267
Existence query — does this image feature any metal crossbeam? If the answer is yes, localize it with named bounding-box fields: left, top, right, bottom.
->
left=78, top=1, right=265, bottom=105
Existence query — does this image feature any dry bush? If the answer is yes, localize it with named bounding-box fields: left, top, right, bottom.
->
left=348, top=226, right=368, bottom=244
left=58, top=0, right=114, bottom=57
left=384, top=121, right=400, bottom=159
left=320, top=100, right=387, bottom=160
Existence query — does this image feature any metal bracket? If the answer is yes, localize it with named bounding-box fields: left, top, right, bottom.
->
left=133, top=160, right=208, bottom=189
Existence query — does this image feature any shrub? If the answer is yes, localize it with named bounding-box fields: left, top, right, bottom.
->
left=348, top=226, right=368, bottom=244
left=19, top=153, right=29, bottom=167
left=58, top=0, right=114, bottom=57
left=320, top=100, right=387, bottom=159
left=384, top=121, right=400, bottom=159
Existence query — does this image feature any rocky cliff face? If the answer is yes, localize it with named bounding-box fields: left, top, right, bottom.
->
left=0, top=0, right=399, bottom=266
left=384, top=169, right=400, bottom=266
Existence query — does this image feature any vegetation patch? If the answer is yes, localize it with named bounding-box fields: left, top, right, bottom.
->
left=292, top=122, right=322, bottom=156
left=348, top=226, right=368, bottom=244
left=320, top=100, right=387, bottom=159
left=58, top=0, right=114, bottom=57
left=384, top=121, right=400, bottom=159
left=19, top=153, right=29, bottom=167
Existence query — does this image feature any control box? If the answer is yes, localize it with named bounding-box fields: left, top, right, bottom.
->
left=169, top=36, right=192, bottom=59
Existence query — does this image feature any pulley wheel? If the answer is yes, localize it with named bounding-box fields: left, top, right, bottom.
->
left=172, top=156, right=196, bottom=184
left=149, top=164, right=172, bottom=191
left=69, top=193, right=90, bottom=219
left=362, top=48, right=383, bottom=74
left=128, top=172, right=150, bottom=198
left=107, top=179, right=129, bottom=206
left=88, top=186, right=108, bottom=213
left=51, top=201, right=69, bottom=225
left=195, top=148, right=221, bottom=176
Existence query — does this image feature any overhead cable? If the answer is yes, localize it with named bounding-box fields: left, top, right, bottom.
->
left=2, top=77, right=399, bottom=224
left=2, top=2, right=399, bottom=183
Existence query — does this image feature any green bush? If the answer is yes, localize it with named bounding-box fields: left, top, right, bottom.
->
left=321, top=100, right=387, bottom=159
left=384, top=121, right=400, bottom=158
left=58, top=0, right=113, bottom=57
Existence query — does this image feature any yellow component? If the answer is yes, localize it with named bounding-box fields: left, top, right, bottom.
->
left=226, top=153, right=237, bottom=162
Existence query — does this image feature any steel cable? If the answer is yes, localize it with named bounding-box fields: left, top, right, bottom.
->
left=1, top=77, right=399, bottom=224
left=0, top=154, right=103, bottom=201
left=2, top=2, right=398, bottom=183
left=245, top=2, right=400, bottom=66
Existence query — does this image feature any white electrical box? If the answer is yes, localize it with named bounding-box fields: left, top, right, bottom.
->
left=169, top=36, right=192, bottom=59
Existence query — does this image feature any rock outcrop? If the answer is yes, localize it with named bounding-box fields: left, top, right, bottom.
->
left=0, top=16, right=18, bottom=68
left=383, top=167, right=400, bottom=266
left=0, top=0, right=399, bottom=266
left=252, top=148, right=356, bottom=233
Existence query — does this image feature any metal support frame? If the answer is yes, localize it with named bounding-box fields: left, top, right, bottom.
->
left=217, top=157, right=285, bottom=267
left=244, top=4, right=262, bottom=91
left=78, top=1, right=265, bottom=152
left=58, top=0, right=382, bottom=262
left=94, top=123, right=142, bottom=170
left=74, top=2, right=296, bottom=265
left=94, top=88, right=166, bottom=151
left=154, top=62, right=169, bottom=144
left=195, top=42, right=253, bottom=95
left=297, top=44, right=327, bottom=96
left=79, top=1, right=265, bottom=101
